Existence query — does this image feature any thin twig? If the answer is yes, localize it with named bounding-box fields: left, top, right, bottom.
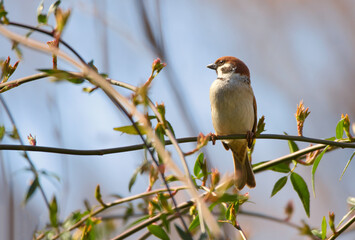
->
left=1, top=21, right=87, bottom=64
left=328, top=214, right=355, bottom=240
left=234, top=220, right=247, bottom=240
left=0, top=134, right=350, bottom=157
left=0, top=96, right=50, bottom=210
left=111, top=201, right=194, bottom=240
left=50, top=186, right=188, bottom=239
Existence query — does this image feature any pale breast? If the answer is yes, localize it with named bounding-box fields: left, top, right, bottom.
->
left=210, top=78, right=255, bottom=136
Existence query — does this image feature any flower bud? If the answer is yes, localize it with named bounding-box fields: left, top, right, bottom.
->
left=295, top=100, right=310, bottom=136
left=27, top=134, right=36, bottom=146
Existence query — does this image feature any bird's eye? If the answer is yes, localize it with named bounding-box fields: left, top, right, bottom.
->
left=218, top=60, right=225, bottom=65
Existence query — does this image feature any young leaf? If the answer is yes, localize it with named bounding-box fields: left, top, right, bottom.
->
left=335, top=119, right=344, bottom=139
left=37, top=0, right=47, bottom=24
left=216, top=193, right=248, bottom=204
left=290, top=172, right=310, bottom=217
left=188, top=215, right=200, bottom=231
left=174, top=224, right=193, bottom=240
left=160, top=213, right=170, bottom=233
left=253, top=161, right=290, bottom=173
left=128, top=169, right=139, bottom=192
left=9, top=126, right=19, bottom=139
left=113, top=124, right=146, bottom=135
left=147, top=224, right=169, bottom=240
left=312, top=145, right=329, bottom=197
left=321, top=216, right=327, bottom=240
left=24, top=177, right=39, bottom=204
left=165, top=175, right=179, bottom=183
left=0, top=125, right=5, bottom=140
left=38, top=69, right=85, bottom=84
left=271, top=176, right=288, bottom=197
left=339, top=151, right=355, bottom=180
left=166, top=121, right=176, bottom=137
left=193, top=152, right=204, bottom=177
left=311, top=229, right=322, bottom=239
left=270, top=162, right=291, bottom=173
left=49, top=196, right=58, bottom=227
left=284, top=132, right=299, bottom=153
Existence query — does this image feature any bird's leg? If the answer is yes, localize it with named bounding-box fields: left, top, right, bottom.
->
left=209, top=133, right=218, bottom=145
left=246, top=130, right=255, bottom=148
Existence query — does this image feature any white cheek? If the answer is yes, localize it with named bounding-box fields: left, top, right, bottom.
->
left=217, top=63, right=234, bottom=79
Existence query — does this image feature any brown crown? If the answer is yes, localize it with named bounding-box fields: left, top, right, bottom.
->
left=215, top=56, right=250, bottom=77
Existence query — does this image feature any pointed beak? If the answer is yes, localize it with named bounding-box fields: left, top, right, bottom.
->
left=207, top=63, right=217, bottom=70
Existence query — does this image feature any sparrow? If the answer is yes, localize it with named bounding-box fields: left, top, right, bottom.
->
left=208, top=56, right=256, bottom=190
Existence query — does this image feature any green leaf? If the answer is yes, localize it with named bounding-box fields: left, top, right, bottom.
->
left=270, top=162, right=291, bottom=173
left=38, top=69, right=85, bottom=84
left=0, top=125, right=5, bottom=140
left=253, top=161, right=290, bottom=173
left=49, top=196, right=58, bottom=227
left=340, top=151, right=355, bottom=180
left=9, top=126, right=19, bottom=139
left=225, top=203, right=233, bottom=220
left=311, top=229, right=322, bottom=238
left=37, top=1, right=46, bottom=24
left=290, top=172, right=310, bottom=217
left=174, top=224, right=193, bottom=240
left=271, top=176, right=288, bottom=197
left=155, top=125, right=165, bottom=146
left=128, top=170, right=139, bottom=192
left=193, top=153, right=204, bottom=177
left=37, top=14, right=47, bottom=24
left=24, top=177, right=39, bottom=204
left=285, top=132, right=299, bottom=153
left=216, top=193, right=248, bottom=204
left=312, top=145, right=329, bottom=197
left=336, top=119, right=344, bottom=139
left=166, top=120, right=176, bottom=137
left=321, top=216, right=327, bottom=240
left=188, top=215, right=200, bottom=231
left=147, top=224, right=169, bottom=240
left=165, top=175, right=179, bottom=183
left=113, top=124, right=146, bottom=135
left=161, top=213, right=170, bottom=233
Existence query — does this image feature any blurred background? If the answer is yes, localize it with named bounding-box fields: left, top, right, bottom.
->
left=1, top=0, right=355, bottom=239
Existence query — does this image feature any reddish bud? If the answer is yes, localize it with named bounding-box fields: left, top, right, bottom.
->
left=295, top=100, right=310, bottom=136
left=152, top=58, right=166, bottom=73
left=211, top=168, right=220, bottom=189
left=329, top=211, right=336, bottom=234
left=341, top=114, right=353, bottom=140
left=27, top=134, right=36, bottom=146
left=285, top=200, right=294, bottom=221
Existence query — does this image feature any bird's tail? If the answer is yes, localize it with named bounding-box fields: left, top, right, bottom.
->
left=232, top=150, right=256, bottom=190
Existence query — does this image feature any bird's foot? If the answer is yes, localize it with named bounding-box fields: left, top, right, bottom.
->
left=209, top=133, right=218, bottom=145
left=246, top=130, right=255, bottom=148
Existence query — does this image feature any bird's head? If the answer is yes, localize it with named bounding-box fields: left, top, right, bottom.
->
left=207, top=56, right=250, bottom=81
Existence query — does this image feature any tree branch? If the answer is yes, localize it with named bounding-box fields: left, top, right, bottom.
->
left=328, top=214, right=355, bottom=240
left=0, top=134, right=352, bottom=156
